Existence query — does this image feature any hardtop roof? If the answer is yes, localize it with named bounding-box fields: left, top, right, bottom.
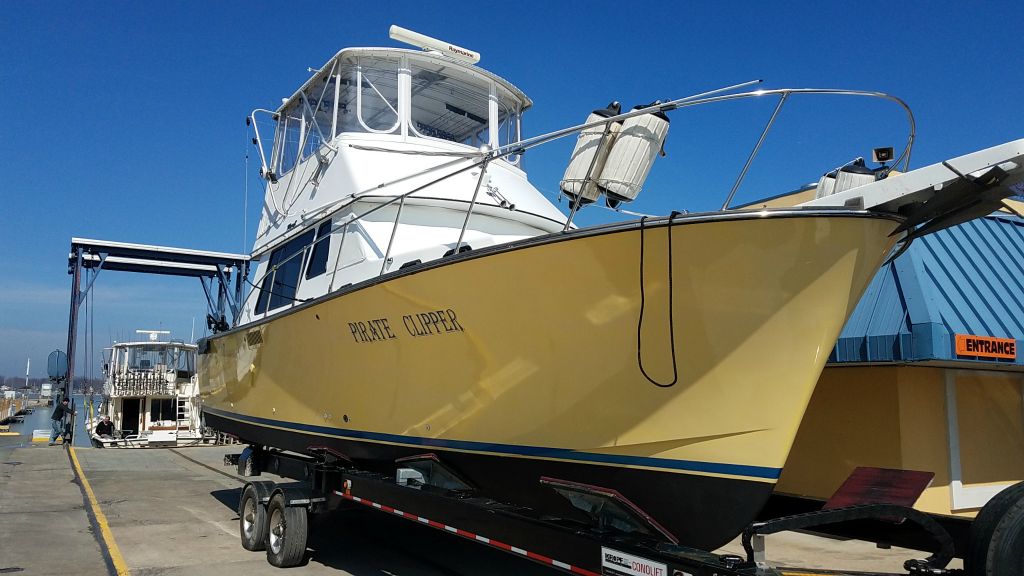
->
left=276, top=47, right=533, bottom=115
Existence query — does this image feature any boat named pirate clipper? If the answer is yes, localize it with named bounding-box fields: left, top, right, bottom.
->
left=92, top=330, right=208, bottom=447
left=200, top=26, right=1024, bottom=550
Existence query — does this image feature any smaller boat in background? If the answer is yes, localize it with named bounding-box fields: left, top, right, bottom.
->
left=91, top=330, right=210, bottom=447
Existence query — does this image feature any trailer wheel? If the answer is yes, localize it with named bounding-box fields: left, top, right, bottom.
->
left=266, top=493, right=308, bottom=567
left=967, top=481, right=1024, bottom=575
left=239, top=484, right=268, bottom=551
left=985, top=498, right=1024, bottom=576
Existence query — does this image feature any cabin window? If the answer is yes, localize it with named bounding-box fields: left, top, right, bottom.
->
left=270, top=66, right=353, bottom=173
left=115, top=348, right=128, bottom=374
left=253, top=265, right=272, bottom=315
left=305, top=220, right=333, bottom=279
left=302, top=112, right=326, bottom=161
left=272, top=107, right=303, bottom=175
left=128, top=346, right=170, bottom=370
left=271, top=54, right=528, bottom=168
left=356, top=56, right=400, bottom=133
left=167, top=346, right=195, bottom=378
left=256, top=229, right=316, bottom=314
left=306, top=74, right=338, bottom=150
left=150, top=398, right=175, bottom=424
left=409, top=61, right=489, bottom=145
left=332, top=65, right=358, bottom=136
left=496, top=97, right=522, bottom=160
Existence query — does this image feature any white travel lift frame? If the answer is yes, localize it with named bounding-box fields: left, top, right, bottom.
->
left=62, top=238, right=250, bottom=442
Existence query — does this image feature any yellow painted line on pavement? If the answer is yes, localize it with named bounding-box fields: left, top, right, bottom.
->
left=68, top=447, right=131, bottom=576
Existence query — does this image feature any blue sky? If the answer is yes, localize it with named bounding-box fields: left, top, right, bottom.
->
left=1, top=1, right=1021, bottom=378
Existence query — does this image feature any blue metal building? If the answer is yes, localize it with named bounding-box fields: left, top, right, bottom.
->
left=829, top=213, right=1024, bottom=368
left=778, top=210, right=1024, bottom=517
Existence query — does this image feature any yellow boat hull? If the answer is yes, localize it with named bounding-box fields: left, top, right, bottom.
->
left=201, top=210, right=899, bottom=549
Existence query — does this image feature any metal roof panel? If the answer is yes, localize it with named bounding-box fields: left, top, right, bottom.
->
left=831, top=214, right=1024, bottom=367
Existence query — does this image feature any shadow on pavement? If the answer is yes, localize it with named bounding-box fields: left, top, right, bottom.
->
left=208, top=486, right=557, bottom=575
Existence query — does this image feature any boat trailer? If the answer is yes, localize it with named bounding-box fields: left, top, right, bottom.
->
left=224, top=445, right=1024, bottom=575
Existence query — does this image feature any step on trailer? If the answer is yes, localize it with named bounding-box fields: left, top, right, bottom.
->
left=226, top=445, right=1024, bottom=575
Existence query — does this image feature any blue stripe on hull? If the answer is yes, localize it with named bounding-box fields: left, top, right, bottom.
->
left=204, top=407, right=782, bottom=480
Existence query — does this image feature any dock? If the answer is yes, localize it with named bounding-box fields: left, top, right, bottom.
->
left=0, top=438, right=963, bottom=575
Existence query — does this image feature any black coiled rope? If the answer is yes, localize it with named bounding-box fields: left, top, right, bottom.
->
left=637, top=212, right=682, bottom=388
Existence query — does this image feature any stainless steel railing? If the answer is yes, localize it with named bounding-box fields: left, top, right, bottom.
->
left=110, top=372, right=176, bottom=396
left=237, top=83, right=916, bottom=325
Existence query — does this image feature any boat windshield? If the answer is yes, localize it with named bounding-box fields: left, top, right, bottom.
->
left=270, top=51, right=525, bottom=176
left=121, top=345, right=195, bottom=375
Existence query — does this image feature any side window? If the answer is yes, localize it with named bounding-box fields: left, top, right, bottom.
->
left=409, top=60, right=489, bottom=145
left=356, top=56, right=400, bottom=133
left=497, top=97, right=522, bottom=165
left=301, top=75, right=337, bottom=160
left=305, top=220, right=333, bottom=279
left=273, top=109, right=303, bottom=176
left=256, top=229, right=316, bottom=314
left=151, top=398, right=175, bottom=422
left=254, top=259, right=272, bottom=315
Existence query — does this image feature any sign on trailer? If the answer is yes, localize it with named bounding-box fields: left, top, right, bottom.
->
left=601, top=547, right=670, bottom=576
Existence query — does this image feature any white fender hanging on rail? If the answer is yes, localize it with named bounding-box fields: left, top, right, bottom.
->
left=560, top=102, right=622, bottom=205
left=598, top=103, right=670, bottom=206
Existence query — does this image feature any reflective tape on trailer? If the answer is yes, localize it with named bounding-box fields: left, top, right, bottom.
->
left=334, top=490, right=599, bottom=575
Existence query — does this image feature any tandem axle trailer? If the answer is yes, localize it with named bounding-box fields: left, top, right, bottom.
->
left=226, top=445, right=1024, bottom=576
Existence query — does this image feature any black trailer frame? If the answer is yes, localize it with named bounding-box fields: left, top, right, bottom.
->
left=223, top=444, right=1024, bottom=576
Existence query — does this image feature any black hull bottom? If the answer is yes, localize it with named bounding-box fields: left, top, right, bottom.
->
left=206, top=411, right=774, bottom=551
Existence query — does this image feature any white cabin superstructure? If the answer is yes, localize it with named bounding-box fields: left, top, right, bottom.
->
left=93, top=335, right=205, bottom=447
left=242, top=46, right=567, bottom=324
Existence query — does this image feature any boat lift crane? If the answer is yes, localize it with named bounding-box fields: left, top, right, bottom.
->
left=62, top=238, right=250, bottom=438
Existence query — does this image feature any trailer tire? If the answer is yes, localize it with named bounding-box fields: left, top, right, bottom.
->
left=967, top=481, right=1024, bottom=576
left=241, top=447, right=261, bottom=477
left=266, top=493, right=308, bottom=567
left=985, top=498, right=1024, bottom=576
left=239, top=484, right=268, bottom=551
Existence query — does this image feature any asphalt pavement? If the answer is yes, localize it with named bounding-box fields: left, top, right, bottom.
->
left=0, top=414, right=961, bottom=576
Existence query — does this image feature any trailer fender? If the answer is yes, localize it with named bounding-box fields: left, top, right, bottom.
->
left=237, top=445, right=262, bottom=477
left=242, top=480, right=277, bottom=511
left=271, top=486, right=327, bottom=514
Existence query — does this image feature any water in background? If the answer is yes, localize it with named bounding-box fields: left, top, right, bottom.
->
left=0, top=397, right=51, bottom=450
left=0, top=393, right=99, bottom=449
left=72, top=393, right=98, bottom=447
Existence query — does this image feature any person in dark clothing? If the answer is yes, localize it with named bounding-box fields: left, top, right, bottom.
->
left=49, top=397, right=75, bottom=445
left=95, top=415, right=115, bottom=438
